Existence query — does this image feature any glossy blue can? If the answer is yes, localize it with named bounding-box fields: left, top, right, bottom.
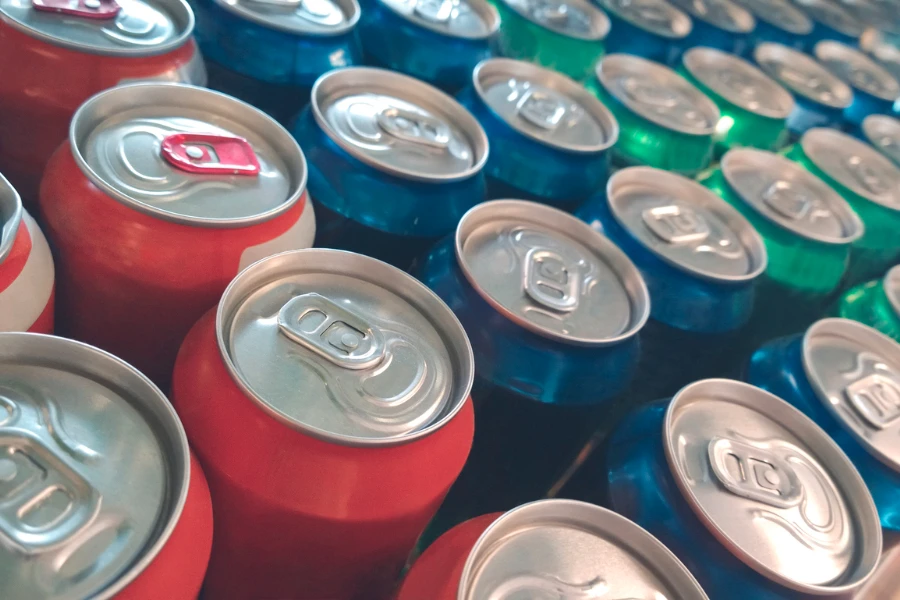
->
left=668, top=0, right=755, bottom=56
left=593, top=0, right=692, bottom=64
left=793, top=0, right=865, bottom=48
left=733, top=0, right=813, bottom=51
left=747, top=318, right=900, bottom=532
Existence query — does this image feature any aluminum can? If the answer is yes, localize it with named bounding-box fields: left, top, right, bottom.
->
left=786, top=127, right=900, bottom=285
left=748, top=318, right=900, bottom=533
left=594, top=0, right=692, bottom=64
left=398, top=499, right=709, bottom=600
left=668, top=0, right=755, bottom=56
left=0, top=332, right=213, bottom=600
left=39, top=83, right=315, bottom=388
left=733, top=0, right=813, bottom=49
left=793, top=0, right=866, bottom=47
left=191, top=0, right=361, bottom=125
left=0, top=0, right=205, bottom=206
left=815, top=40, right=900, bottom=129
left=171, top=248, right=475, bottom=600
left=754, top=42, right=854, bottom=137
left=457, top=58, right=618, bottom=209
left=860, top=114, right=900, bottom=166
left=292, top=67, right=488, bottom=270
left=680, top=47, right=794, bottom=155
left=359, top=0, right=499, bottom=92
left=855, top=532, right=900, bottom=599
left=836, top=265, right=900, bottom=341
left=860, top=26, right=900, bottom=85
left=604, top=379, right=882, bottom=599
left=0, top=174, right=54, bottom=334
left=588, top=54, right=720, bottom=175
left=415, top=199, right=649, bottom=542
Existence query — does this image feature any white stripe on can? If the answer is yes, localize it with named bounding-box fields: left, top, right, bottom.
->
left=0, top=211, right=55, bottom=332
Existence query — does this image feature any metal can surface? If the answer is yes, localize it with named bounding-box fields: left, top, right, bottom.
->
left=733, top=0, right=813, bottom=49
left=38, top=82, right=315, bottom=388
left=860, top=26, right=900, bottom=87
left=594, top=0, right=691, bottom=64
left=680, top=47, right=794, bottom=154
left=0, top=0, right=205, bottom=206
left=793, top=0, right=866, bottom=47
left=0, top=333, right=214, bottom=600
left=748, top=319, right=900, bottom=533
left=398, top=500, right=709, bottom=600
left=786, top=127, right=900, bottom=284
left=604, top=379, right=882, bottom=599
left=359, top=0, right=498, bottom=92
left=0, top=174, right=54, bottom=334
left=457, top=58, right=618, bottom=208
left=861, top=114, right=900, bottom=166
left=292, top=67, right=488, bottom=269
left=754, top=42, right=854, bottom=136
left=836, top=265, right=900, bottom=341
left=668, top=0, right=755, bottom=56
left=171, top=248, right=475, bottom=600
left=588, top=54, right=720, bottom=174
left=191, top=0, right=361, bottom=124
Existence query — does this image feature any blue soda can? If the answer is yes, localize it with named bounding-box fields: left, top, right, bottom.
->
left=747, top=318, right=900, bottom=532
left=604, top=379, right=883, bottom=599
left=190, top=0, right=362, bottom=124
left=862, top=114, right=900, bottom=167
left=733, top=0, right=813, bottom=50
left=416, top=199, right=649, bottom=536
left=667, top=0, right=756, bottom=56
left=860, top=26, right=900, bottom=86
left=578, top=167, right=767, bottom=402
left=814, top=40, right=900, bottom=129
left=792, top=0, right=866, bottom=48
left=457, top=58, right=619, bottom=209
left=754, top=42, right=854, bottom=137
left=357, top=0, right=499, bottom=92
left=292, top=67, right=488, bottom=269
left=594, top=0, right=692, bottom=64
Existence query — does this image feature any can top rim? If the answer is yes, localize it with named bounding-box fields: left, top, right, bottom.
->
left=753, top=42, right=854, bottom=109
left=663, top=378, right=882, bottom=595
left=472, top=58, right=620, bottom=154
left=377, top=0, right=499, bottom=39
left=0, top=332, right=191, bottom=600
left=862, top=114, right=900, bottom=166
left=721, top=148, right=865, bottom=245
left=69, top=82, right=307, bottom=228
left=456, top=499, right=710, bottom=600
left=733, top=0, right=813, bottom=33
left=887, top=264, right=900, bottom=317
left=496, top=0, right=611, bottom=40
left=0, top=172, right=23, bottom=266
left=668, top=0, right=754, bottom=33
left=211, top=0, right=360, bottom=36
left=595, top=0, right=692, bottom=39
left=793, top=0, right=865, bottom=36
left=814, top=40, right=900, bottom=101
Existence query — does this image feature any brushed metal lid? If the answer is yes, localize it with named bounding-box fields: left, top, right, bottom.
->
left=211, top=0, right=359, bottom=35
left=754, top=42, right=854, bottom=109
left=815, top=40, right=900, bottom=102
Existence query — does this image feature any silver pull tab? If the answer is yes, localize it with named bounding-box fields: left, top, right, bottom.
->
left=278, top=293, right=386, bottom=370
left=623, top=78, right=707, bottom=129
left=846, top=155, right=891, bottom=196
left=376, top=107, right=451, bottom=149
left=523, top=248, right=580, bottom=313
left=717, top=70, right=759, bottom=101
left=642, top=205, right=711, bottom=244
left=517, top=89, right=568, bottom=130
left=414, top=0, right=457, bottom=22
left=778, top=67, right=836, bottom=103
left=763, top=180, right=819, bottom=220
left=845, top=373, right=900, bottom=430
left=708, top=437, right=802, bottom=508
left=529, top=0, right=569, bottom=23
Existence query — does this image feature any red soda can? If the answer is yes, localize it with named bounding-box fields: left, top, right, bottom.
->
left=39, top=83, right=315, bottom=388
left=0, top=0, right=205, bottom=205
left=398, top=499, right=709, bottom=600
left=0, top=332, right=213, bottom=599
left=0, top=173, right=54, bottom=333
left=172, top=248, right=475, bottom=600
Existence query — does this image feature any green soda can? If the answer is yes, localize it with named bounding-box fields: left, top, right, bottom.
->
left=861, top=115, right=900, bottom=168
left=588, top=53, right=720, bottom=174
left=837, top=265, right=900, bottom=341
left=491, top=0, right=610, bottom=80
left=680, top=47, right=795, bottom=156
left=787, top=127, right=900, bottom=285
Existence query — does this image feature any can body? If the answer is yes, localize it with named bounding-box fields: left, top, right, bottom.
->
left=785, top=94, right=847, bottom=136
left=171, top=308, right=475, bottom=600
left=602, top=13, right=684, bottom=64
left=745, top=17, right=807, bottom=50
left=836, top=278, right=900, bottom=341
left=0, top=210, right=54, bottom=334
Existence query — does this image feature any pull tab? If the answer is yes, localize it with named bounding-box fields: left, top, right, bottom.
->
left=415, top=0, right=457, bottom=22
left=278, top=293, right=386, bottom=370
left=717, top=70, right=759, bottom=100
left=763, top=181, right=818, bottom=220
left=160, top=133, right=261, bottom=176
left=623, top=79, right=706, bottom=128
left=709, top=437, right=802, bottom=508
left=523, top=248, right=580, bottom=313
left=845, top=155, right=891, bottom=197
left=32, top=0, right=121, bottom=19
left=778, top=67, right=835, bottom=103
left=844, top=373, right=900, bottom=430
left=517, top=89, right=568, bottom=130
left=529, top=0, right=570, bottom=23
left=642, top=205, right=711, bottom=244
left=377, top=107, right=451, bottom=149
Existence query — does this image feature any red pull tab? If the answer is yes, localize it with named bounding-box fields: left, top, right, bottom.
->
left=160, top=133, right=261, bottom=176
left=32, top=0, right=121, bottom=19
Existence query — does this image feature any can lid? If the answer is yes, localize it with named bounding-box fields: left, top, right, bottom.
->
left=887, top=265, right=900, bottom=317
left=607, top=167, right=767, bottom=283
left=456, top=499, right=709, bottom=600
left=815, top=40, right=900, bottom=102
left=455, top=200, right=650, bottom=346
left=668, top=0, right=754, bottom=33
left=70, top=83, right=307, bottom=228
left=800, top=128, right=900, bottom=210
left=212, top=0, right=358, bottom=35
left=753, top=42, right=853, bottom=109
left=721, top=148, right=864, bottom=245
left=496, top=0, right=610, bottom=41
left=376, top=0, right=498, bottom=39
left=862, top=114, right=900, bottom=167
left=595, top=0, right=691, bottom=38
left=217, top=249, right=474, bottom=446
left=664, top=379, right=882, bottom=594
left=473, top=59, right=619, bottom=154
left=842, top=0, right=900, bottom=33
left=794, top=0, right=865, bottom=37
left=732, top=0, right=813, bottom=33
left=0, top=333, right=190, bottom=600
left=683, top=47, right=794, bottom=118
left=596, top=54, right=720, bottom=136
left=311, top=67, right=488, bottom=182
left=803, top=318, right=900, bottom=474
left=0, top=173, right=22, bottom=266
left=0, top=0, right=193, bottom=56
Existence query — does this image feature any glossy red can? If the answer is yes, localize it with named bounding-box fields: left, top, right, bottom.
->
left=39, top=83, right=315, bottom=388
left=172, top=248, right=475, bottom=600
left=0, top=0, right=205, bottom=205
